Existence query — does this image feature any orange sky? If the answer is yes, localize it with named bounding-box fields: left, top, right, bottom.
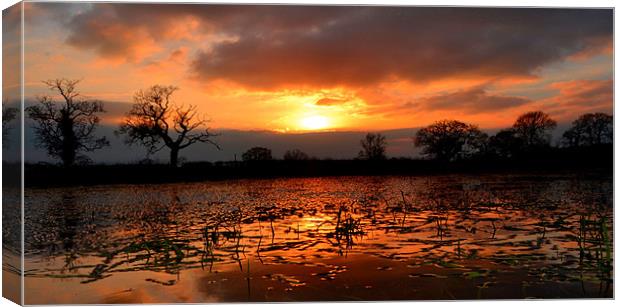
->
left=10, top=4, right=614, bottom=133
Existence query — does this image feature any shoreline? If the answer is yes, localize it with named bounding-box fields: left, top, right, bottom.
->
left=14, top=156, right=612, bottom=188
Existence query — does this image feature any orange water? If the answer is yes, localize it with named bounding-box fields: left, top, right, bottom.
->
left=19, top=174, right=613, bottom=303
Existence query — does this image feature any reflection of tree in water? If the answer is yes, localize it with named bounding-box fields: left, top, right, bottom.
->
left=24, top=176, right=612, bottom=297
left=57, top=193, right=81, bottom=271
left=26, top=190, right=99, bottom=274
left=73, top=193, right=251, bottom=285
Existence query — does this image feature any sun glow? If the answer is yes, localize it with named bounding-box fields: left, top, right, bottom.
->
left=300, top=115, right=329, bottom=130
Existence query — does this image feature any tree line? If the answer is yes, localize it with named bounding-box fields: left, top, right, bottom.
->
left=16, top=79, right=613, bottom=167
left=354, top=111, right=611, bottom=162
left=413, top=111, right=611, bottom=162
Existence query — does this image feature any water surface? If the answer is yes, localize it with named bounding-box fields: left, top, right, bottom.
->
left=21, top=174, right=613, bottom=303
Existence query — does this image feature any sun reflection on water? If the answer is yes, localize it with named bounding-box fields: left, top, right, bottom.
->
left=21, top=175, right=613, bottom=303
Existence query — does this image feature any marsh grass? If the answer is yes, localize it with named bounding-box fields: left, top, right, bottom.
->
left=576, top=214, right=613, bottom=294
left=23, top=175, right=613, bottom=300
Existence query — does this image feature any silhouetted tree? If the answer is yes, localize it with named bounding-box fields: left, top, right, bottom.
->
left=358, top=133, right=387, bottom=160
left=283, top=149, right=309, bottom=160
left=562, top=113, right=612, bottom=147
left=117, top=85, right=219, bottom=167
left=2, top=100, right=18, bottom=148
left=25, top=79, right=109, bottom=166
left=488, top=128, right=523, bottom=159
left=414, top=120, right=487, bottom=161
left=512, top=111, right=556, bottom=148
left=242, top=147, right=272, bottom=161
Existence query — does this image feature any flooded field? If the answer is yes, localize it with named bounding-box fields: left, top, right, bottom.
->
left=19, top=174, right=613, bottom=303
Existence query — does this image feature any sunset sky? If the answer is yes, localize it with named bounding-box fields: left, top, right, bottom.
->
left=3, top=3, right=614, bottom=161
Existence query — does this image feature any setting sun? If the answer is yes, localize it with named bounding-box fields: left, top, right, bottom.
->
left=301, top=115, right=329, bottom=130
left=3, top=3, right=614, bottom=304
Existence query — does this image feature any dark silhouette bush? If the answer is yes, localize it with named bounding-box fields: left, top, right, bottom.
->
left=242, top=147, right=273, bottom=161
left=562, top=113, right=612, bottom=147
left=414, top=120, right=487, bottom=161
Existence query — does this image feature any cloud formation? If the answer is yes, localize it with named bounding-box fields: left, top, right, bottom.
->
left=59, top=4, right=349, bottom=62
left=21, top=4, right=614, bottom=134
left=190, top=7, right=612, bottom=89
left=540, top=79, right=613, bottom=121
left=547, top=79, right=612, bottom=108
left=412, top=86, right=532, bottom=113
left=50, top=4, right=612, bottom=89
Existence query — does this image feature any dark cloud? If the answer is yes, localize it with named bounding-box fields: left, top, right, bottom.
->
left=413, top=86, right=531, bottom=113
left=57, top=4, right=349, bottom=60
left=190, top=7, right=612, bottom=88
left=35, top=4, right=611, bottom=88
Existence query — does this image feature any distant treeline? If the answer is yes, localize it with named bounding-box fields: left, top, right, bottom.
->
left=16, top=143, right=611, bottom=187
left=3, top=78, right=614, bottom=187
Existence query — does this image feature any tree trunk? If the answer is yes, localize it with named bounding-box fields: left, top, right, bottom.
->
left=60, top=115, right=76, bottom=167
left=170, top=147, right=179, bottom=167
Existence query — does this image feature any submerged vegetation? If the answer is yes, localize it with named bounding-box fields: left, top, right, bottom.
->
left=21, top=174, right=613, bottom=302
left=7, top=79, right=613, bottom=302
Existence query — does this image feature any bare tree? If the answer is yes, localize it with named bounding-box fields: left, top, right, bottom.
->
left=358, top=133, right=387, bottom=160
left=117, top=85, right=219, bottom=166
left=562, top=113, right=612, bottom=147
left=414, top=120, right=487, bottom=161
left=512, top=111, right=557, bottom=148
left=25, top=79, right=109, bottom=166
